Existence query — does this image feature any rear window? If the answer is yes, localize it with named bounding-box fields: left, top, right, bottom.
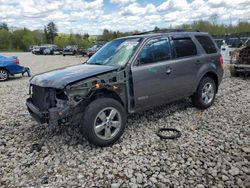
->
left=195, top=35, right=217, bottom=54
left=173, top=38, right=197, bottom=58
left=225, top=38, right=242, bottom=48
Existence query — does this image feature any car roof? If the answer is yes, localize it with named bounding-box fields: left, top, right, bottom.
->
left=118, top=31, right=209, bottom=40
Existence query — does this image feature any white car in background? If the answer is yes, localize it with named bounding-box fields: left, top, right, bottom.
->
left=220, top=37, right=243, bottom=64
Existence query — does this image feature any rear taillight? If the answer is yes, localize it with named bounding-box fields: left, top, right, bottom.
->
left=219, top=54, right=223, bottom=68
left=14, top=58, right=19, bottom=64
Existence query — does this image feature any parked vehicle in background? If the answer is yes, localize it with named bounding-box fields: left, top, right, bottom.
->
left=0, top=55, right=31, bottom=81
left=43, top=47, right=62, bottom=55
left=78, top=48, right=88, bottom=56
left=32, top=45, right=57, bottom=55
left=28, top=45, right=35, bottom=52
left=220, top=36, right=243, bottom=64
left=54, top=48, right=63, bottom=55
left=26, top=31, right=223, bottom=147
left=230, top=38, right=250, bottom=77
left=62, top=45, right=78, bottom=56
left=32, top=46, right=47, bottom=55
left=31, top=46, right=38, bottom=54
left=214, top=39, right=224, bottom=48
left=87, top=42, right=106, bottom=57
left=43, top=48, right=53, bottom=55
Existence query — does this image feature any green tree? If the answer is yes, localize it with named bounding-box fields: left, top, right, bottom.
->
left=44, top=22, right=58, bottom=43
left=0, top=20, right=249, bottom=52
left=0, top=23, right=9, bottom=31
left=32, top=30, right=46, bottom=44
left=0, top=29, right=11, bottom=50
left=83, top=33, right=89, bottom=40
left=153, top=26, right=160, bottom=31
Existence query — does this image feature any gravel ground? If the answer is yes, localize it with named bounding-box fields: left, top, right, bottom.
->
left=0, top=52, right=249, bottom=188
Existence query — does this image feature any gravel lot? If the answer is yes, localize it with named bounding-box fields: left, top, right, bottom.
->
left=0, top=52, right=249, bottom=188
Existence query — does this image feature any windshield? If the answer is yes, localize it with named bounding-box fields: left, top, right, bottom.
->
left=87, top=38, right=141, bottom=66
left=226, top=38, right=243, bottom=48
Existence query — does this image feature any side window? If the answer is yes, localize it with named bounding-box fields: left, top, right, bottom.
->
left=173, top=38, right=197, bottom=58
left=139, top=38, right=171, bottom=65
left=195, top=35, right=217, bottom=54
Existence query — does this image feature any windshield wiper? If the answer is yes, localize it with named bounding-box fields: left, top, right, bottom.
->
left=87, top=62, right=104, bottom=65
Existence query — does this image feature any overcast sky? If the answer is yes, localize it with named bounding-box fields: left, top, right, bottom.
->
left=0, top=0, right=249, bottom=34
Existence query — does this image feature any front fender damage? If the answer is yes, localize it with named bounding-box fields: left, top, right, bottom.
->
left=51, top=70, right=127, bottom=126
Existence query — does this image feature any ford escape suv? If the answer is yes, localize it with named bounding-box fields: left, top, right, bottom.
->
left=26, top=31, right=224, bottom=146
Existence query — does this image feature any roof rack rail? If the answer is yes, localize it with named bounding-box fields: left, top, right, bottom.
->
left=133, top=29, right=201, bottom=35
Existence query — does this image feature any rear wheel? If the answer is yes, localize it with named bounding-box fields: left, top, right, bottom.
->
left=191, top=77, right=216, bottom=109
left=0, top=69, right=9, bottom=81
left=80, top=98, right=126, bottom=147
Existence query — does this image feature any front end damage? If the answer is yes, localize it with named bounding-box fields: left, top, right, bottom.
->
left=26, top=70, right=127, bottom=127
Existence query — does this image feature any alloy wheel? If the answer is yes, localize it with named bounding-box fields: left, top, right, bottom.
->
left=201, top=82, right=215, bottom=105
left=0, top=70, right=8, bottom=81
left=94, top=107, right=122, bottom=140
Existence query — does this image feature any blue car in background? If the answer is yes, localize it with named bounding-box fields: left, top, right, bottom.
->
left=0, top=55, right=31, bottom=81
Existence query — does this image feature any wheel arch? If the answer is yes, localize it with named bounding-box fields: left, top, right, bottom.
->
left=0, top=67, right=10, bottom=74
left=90, top=88, right=125, bottom=107
left=199, top=71, right=219, bottom=92
left=0, top=67, right=10, bottom=81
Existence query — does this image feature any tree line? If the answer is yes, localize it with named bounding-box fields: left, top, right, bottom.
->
left=0, top=20, right=249, bottom=52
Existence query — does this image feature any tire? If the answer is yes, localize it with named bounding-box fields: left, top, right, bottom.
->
left=0, top=69, right=9, bottom=81
left=191, top=77, right=216, bottom=109
left=80, top=98, right=126, bottom=147
left=63, top=54, right=66, bottom=56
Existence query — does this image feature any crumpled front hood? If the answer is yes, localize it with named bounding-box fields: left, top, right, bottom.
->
left=30, top=64, right=117, bottom=89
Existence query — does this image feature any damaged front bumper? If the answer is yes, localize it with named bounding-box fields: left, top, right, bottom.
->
left=26, top=98, right=73, bottom=127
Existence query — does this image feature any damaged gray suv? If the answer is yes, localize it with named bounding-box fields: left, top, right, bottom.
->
left=27, top=31, right=224, bottom=146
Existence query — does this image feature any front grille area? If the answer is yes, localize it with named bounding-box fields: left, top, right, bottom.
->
left=31, top=85, right=56, bottom=111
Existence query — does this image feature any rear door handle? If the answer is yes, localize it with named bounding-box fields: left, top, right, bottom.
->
left=165, top=67, right=172, bottom=75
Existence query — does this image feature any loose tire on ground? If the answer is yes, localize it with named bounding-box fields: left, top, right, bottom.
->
left=80, top=98, right=126, bottom=147
left=0, top=69, right=9, bottom=81
left=191, top=77, right=216, bottom=109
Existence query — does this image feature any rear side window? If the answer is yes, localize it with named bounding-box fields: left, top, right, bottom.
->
left=173, top=38, right=197, bottom=58
left=139, top=38, right=171, bottom=65
left=195, top=35, right=217, bottom=54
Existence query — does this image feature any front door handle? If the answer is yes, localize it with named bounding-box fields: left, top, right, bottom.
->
left=166, top=67, right=172, bottom=75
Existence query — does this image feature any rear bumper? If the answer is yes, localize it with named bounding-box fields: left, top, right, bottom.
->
left=233, top=64, right=250, bottom=73
left=26, top=98, right=71, bottom=126
left=62, top=51, right=74, bottom=55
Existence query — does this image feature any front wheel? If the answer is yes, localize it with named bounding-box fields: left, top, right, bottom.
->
left=191, top=77, right=216, bottom=109
left=0, top=69, right=9, bottom=81
left=80, top=98, right=126, bottom=147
